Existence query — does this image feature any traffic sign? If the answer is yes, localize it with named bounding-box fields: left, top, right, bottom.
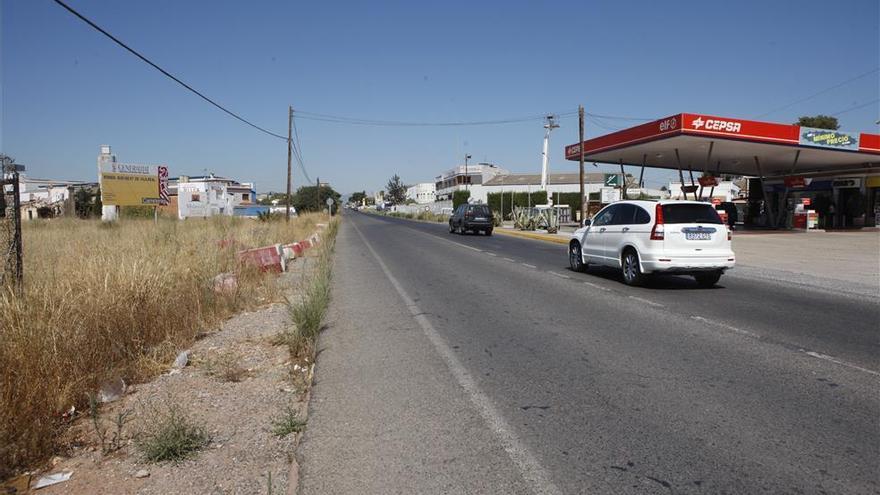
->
left=603, top=174, right=620, bottom=187
left=326, top=197, right=334, bottom=206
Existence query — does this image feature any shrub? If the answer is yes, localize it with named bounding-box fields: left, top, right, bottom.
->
left=138, top=402, right=209, bottom=463
left=452, top=190, right=471, bottom=209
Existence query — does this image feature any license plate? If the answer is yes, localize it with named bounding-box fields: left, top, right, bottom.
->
left=686, top=232, right=711, bottom=240
left=475, top=217, right=487, bottom=221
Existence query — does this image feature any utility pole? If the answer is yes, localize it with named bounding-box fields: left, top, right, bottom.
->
left=286, top=106, right=293, bottom=222
left=464, top=154, right=472, bottom=192
left=578, top=105, right=585, bottom=224
left=316, top=177, right=320, bottom=212
left=1, top=156, right=23, bottom=292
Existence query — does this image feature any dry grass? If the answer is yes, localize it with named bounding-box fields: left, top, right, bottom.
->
left=0, top=214, right=323, bottom=477
left=282, top=220, right=339, bottom=361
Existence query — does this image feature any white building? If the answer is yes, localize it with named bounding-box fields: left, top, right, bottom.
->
left=173, top=175, right=256, bottom=219
left=406, top=182, right=436, bottom=204
left=434, top=163, right=509, bottom=204
left=482, top=172, right=609, bottom=201
left=667, top=180, right=741, bottom=201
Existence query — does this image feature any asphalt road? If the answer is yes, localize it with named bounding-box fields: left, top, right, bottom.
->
left=299, top=211, right=880, bottom=494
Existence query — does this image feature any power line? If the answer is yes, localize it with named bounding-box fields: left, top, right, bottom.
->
left=585, top=112, right=653, bottom=122
left=52, top=0, right=289, bottom=141
left=290, top=115, right=312, bottom=183
left=755, top=67, right=880, bottom=119
left=830, top=98, right=880, bottom=117
left=293, top=110, right=578, bottom=127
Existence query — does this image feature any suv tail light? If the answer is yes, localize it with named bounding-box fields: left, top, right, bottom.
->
left=650, top=203, right=665, bottom=240
left=727, top=228, right=732, bottom=241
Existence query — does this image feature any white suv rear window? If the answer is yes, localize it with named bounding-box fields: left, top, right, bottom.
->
left=662, top=204, right=722, bottom=224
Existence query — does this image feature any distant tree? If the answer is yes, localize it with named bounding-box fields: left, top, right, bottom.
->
left=292, top=185, right=341, bottom=213
left=74, top=187, right=102, bottom=218
left=452, top=190, right=470, bottom=209
left=796, top=115, right=839, bottom=130
left=349, top=191, right=367, bottom=205
left=660, top=185, right=668, bottom=192
left=385, top=175, right=407, bottom=205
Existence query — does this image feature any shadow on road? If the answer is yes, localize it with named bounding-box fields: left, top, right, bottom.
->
left=566, top=266, right=726, bottom=291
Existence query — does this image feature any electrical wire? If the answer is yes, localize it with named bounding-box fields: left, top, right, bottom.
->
left=585, top=112, right=653, bottom=122
left=830, top=99, right=880, bottom=117
left=755, top=67, right=880, bottom=118
left=293, top=110, right=578, bottom=127
left=52, top=0, right=290, bottom=141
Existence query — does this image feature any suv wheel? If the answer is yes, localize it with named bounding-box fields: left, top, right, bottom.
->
left=569, top=241, right=586, bottom=272
left=449, top=222, right=454, bottom=233
left=485, top=228, right=493, bottom=236
left=694, top=271, right=722, bottom=288
left=621, top=249, right=644, bottom=286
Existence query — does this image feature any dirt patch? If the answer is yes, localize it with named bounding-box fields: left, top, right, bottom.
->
left=25, top=257, right=318, bottom=495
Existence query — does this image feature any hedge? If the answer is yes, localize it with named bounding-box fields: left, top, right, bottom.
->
left=487, top=191, right=601, bottom=220
left=452, top=190, right=471, bottom=209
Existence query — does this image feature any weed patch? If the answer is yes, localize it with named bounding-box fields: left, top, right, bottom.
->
left=271, top=405, right=307, bottom=438
left=137, top=402, right=209, bottom=463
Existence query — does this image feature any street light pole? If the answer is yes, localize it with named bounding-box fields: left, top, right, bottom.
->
left=464, top=154, right=472, bottom=192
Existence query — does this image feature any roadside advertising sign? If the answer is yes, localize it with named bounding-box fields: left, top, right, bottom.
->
left=799, top=127, right=859, bottom=151
left=100, top=163, right=169, bottom=206
left=698, top=176, right=719, bottom=187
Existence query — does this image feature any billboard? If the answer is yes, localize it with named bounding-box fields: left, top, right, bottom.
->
left=799, top=127, right=859, bottom=151
left=100, top=163, right=168, bottom=206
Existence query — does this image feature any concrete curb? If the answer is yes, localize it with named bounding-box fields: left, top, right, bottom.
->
left=494, top=228, right=571, bottom=245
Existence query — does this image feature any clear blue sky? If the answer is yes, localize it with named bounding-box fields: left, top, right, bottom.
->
left=2, top=0, right=878, bottom=194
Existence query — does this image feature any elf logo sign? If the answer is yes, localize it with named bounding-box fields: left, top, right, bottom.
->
left=691, top=116, right=742, bottom=134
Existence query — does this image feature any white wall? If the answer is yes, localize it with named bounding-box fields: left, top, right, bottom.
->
left=177, top=182, right=234, bottom=219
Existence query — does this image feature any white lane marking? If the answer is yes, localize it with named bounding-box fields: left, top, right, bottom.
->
left=424, top=233, right=483, bottom=252
left=627, top=295, right=664, bottom=308
left=689, top=315, right=760, bottom=338
left=522, top=263, right=538, bottom=269
left=486, top=252, right=498, bottom=257
left=503, top=257, right=516, bottom=262
left=351, top=221, right=563, bottom=495
left=802, top=351, right=880, bottom=377
left=582, top=281, right=611, bottom=292
left=549, top=271, right=570, bottom=279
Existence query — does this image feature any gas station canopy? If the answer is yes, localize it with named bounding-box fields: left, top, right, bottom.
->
left=565, top=113, right=880, bottom=177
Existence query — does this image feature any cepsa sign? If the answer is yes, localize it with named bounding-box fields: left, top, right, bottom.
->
left=100, top=163, right=169, bottom=206
left=682, top=113, right=799, bottom=144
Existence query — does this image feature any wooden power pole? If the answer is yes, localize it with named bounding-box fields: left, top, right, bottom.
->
left=286, top=106, right=293, bottom=222
left=578, top=105, right=585, bottom=224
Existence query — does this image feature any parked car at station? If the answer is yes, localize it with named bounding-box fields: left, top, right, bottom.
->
left=568, top=200, right=735, bottom=287
left=449, top=204, right=494, bottom=235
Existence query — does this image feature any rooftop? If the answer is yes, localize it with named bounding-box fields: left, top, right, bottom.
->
left=483, top=172, right=607, bottom=186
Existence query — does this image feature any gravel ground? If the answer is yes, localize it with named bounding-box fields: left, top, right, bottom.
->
left=32, top=257, right=316, bottom=495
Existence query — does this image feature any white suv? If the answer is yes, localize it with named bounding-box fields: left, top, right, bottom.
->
left=569, top=200, right=735, bottom=287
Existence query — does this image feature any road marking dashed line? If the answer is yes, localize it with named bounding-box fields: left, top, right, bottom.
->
left=689, top=315, right=759, bottom=338
left=628, top=295, right=664, bottom=308
left=485, top=252, right=497, bottom=257
left=802, top=351, right=880, bottom=377
left=522, top=263, right=537, bottom=269
left=549, top=271, right=570, bottom=279
left=582, top=281, right=611, bottom=292
left=503, top=257, right=516, bottom=262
